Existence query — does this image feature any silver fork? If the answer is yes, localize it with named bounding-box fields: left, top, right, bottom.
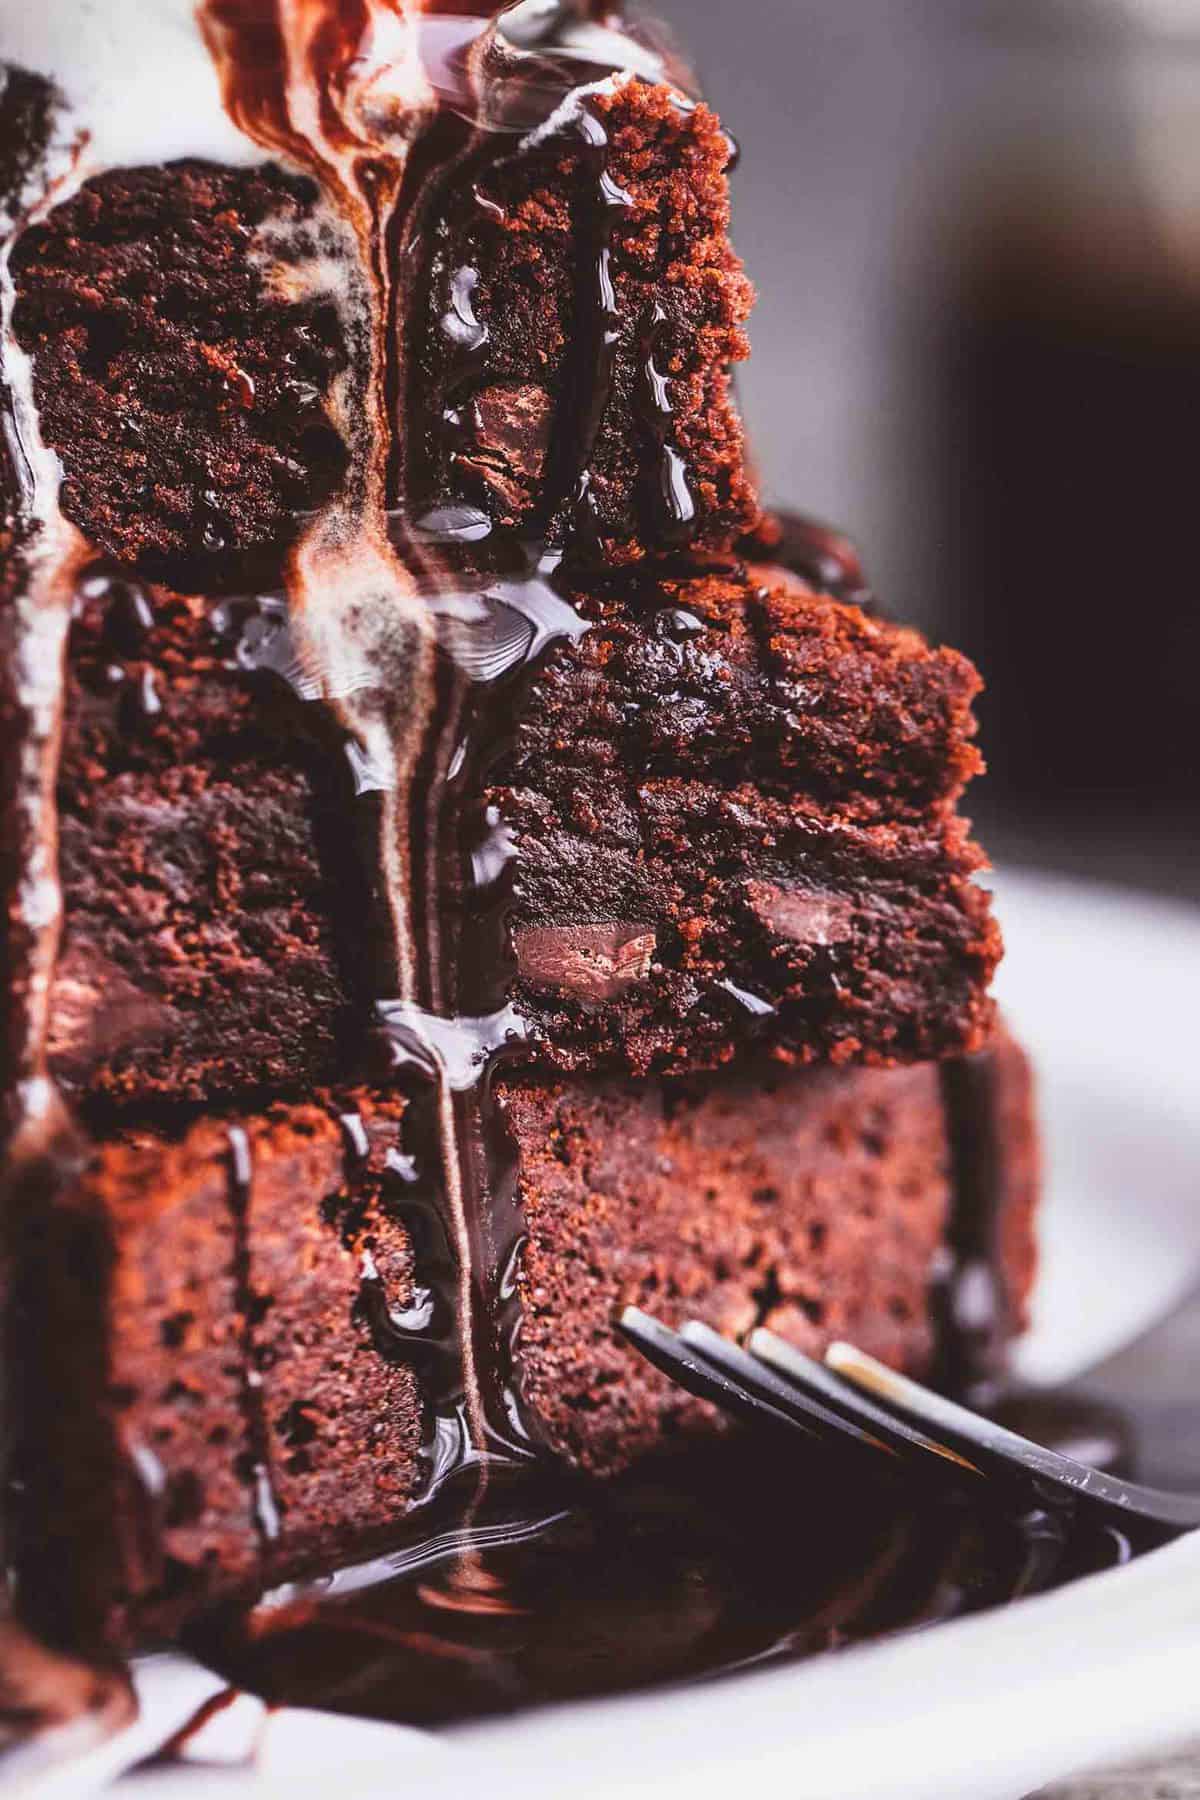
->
left=618, top=1309, right=1200, bottom=1556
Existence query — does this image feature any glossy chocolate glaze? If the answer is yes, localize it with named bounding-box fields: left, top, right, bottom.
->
left=227, top=1127, right=284, bottom=1548
left=936, top=1053, right=1012, bottom=1404
left=181, top=1429, right=1132, bottom=1734
left=188, top=1, right=719, bottom=1501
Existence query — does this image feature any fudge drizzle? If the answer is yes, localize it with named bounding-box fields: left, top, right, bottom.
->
left=197, top=0, right=519, bottom=1484
left=934, top=1050, right=1017, bottom=1406
left=195, top=1, right=694, bottom=1502
left=0, top=3, right=714, bottom=1551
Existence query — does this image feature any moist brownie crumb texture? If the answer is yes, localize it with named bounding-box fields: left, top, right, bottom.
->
left=0, top=3, right=1030, bottom=1653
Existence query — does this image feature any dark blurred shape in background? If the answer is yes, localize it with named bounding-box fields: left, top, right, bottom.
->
left=652, top=0, right=1199, bottom=897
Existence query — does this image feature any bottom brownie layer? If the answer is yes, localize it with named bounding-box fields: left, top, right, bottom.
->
left=512, top=1060, right=973, bottom=1473
left=6, top=1035, right=1038, bottom=1653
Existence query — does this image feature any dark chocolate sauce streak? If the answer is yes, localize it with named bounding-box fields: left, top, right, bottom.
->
left=184, top=1430, right=1136, bottom=1734
left=936, top=1049, right=1012, bottom=1406
left=638, top=300, right=698, bottom=543
left=225, top=1127, right=283, bottom=1551
left=563, top=105, right=635, bottom=547
left=196, top=2, right=702, bottom=1511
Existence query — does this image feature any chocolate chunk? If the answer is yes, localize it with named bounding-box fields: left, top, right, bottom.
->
left=743, top=882, right=854, bottom=948
left=455, top=384, right=553, bottom=523
left=513, top=922, right=657, bottom=1002
left=45, top=941, right=171, bottom=1083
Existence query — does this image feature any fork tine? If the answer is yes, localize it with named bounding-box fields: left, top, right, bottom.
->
left=619, top=1310, right=894, bottom=1468
left=618, top=1309, right=830, bottom=1445
left=826, top=1342, right=1200, bottom=1539
left=677, top=1322, right=901, bottom=1462
left=747, top=1329, right=985, bottom=1481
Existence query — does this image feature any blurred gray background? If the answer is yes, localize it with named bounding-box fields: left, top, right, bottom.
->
left=652, top=0, right=1200, bottom=899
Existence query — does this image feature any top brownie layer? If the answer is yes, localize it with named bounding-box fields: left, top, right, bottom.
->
left=405, top=79, right=758, bottom=560
left=7, top=76, right=758, bottom=583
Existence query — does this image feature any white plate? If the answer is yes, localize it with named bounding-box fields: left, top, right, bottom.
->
left=28, top=869, right=1200, bottom=1800
left=995, top=869, right=1200, bottom=1386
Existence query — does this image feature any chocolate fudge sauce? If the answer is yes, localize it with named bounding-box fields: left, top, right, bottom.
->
left=181, top=1433, right=1133, bottom=1734
left=187, top=0, right=719, bottom=1507
left=935, top=1051, right=1013, bottom=1404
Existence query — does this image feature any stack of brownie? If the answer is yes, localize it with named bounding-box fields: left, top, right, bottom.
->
left=0, top=1, right=1037, bottom=1658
